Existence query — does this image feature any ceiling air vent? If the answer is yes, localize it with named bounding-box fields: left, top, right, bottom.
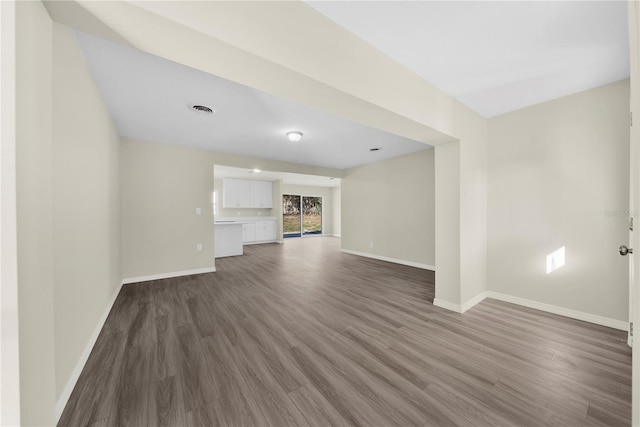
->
left=191, top=105, right=215, bottom=114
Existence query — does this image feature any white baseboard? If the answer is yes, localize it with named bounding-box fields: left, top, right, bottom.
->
left=340, top=249, right=436, bottom=271
left=282, top=234, right=337, bottom=240
left=244, top=240, right=277, bottom=246
left=56, top=265, right=219, bottom=420
left=433, top=292, right=488, bottom=314
left=433, top=291, right=627, bottom=331
left=486, top=291, right=628, bottom=331
left=122, top=267, right=216, bottom=284
left=55, top=279, right=124, bottom=422
left=433, top=298, right=462, bottom=313
left=461, top=291, right=488, bottom=313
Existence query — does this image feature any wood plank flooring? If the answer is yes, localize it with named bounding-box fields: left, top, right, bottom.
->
left=59, top=237, right=632, bottom=426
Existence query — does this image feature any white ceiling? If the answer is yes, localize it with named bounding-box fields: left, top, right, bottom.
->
left=307, top=1, right=629, bottom=117
left=74, top=31, right=431, bottom=171
left=214, top=165, right=341, bottom=188
left=73, top=2, right=628, bottom=169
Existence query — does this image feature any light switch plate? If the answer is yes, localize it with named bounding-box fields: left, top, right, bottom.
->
left=196, top=208, right=202, bottom=215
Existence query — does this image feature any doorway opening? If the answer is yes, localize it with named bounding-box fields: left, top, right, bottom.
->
left=283, top=195, right=322, bottom=238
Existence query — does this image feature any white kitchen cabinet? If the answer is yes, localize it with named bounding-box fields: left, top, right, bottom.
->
left=223, top=179, right=251, bottom=208
left=242, top=222, right=256, bottom=243
left=250, top=181, right=273, bottom=208
left=217, top=217, right=277, bottom=246
left=214, top=223, right=243, bottom=258
left=223, top=179, right=272, bottom=209
left=255, top=220, right=277, bottom=241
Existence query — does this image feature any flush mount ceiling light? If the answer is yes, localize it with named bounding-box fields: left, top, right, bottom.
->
left=191, top=104, right=215, bottom=114
left=250, top=168, right=261, bottom=174
left=286, top=131, right=303, bottom=142
left=369, top=147, right=382, bottom=152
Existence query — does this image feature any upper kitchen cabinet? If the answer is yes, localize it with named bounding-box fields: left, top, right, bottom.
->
left=223, top=179, right=273, bottom=209
left=250, top=180, right=273, bottom=208
left=223, top=179, right=251, bottom=208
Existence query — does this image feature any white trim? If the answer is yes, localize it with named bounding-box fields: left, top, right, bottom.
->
left=55, top=280, right=124, bottom=421
left=340, top=249, right=436, bottom=271
left=486, top=291, right=629, bottom=331
left=122, top=267, right=216, bottom=285
left=56, top=266, right=218, bottom=419
left=433, top=298, right=462, bottom=313
left=0, top=2, right=21, bottom=424
left=461, top=291, right=488, bottom=313
left=434, top=291, right=627, bottom=331
left=433, top=294, right=488, bottom=314
left=244, top=240, right=277, bottom=246
left=328, top=234, right=341, bottom=237
left=283, top=233, right=330, bottom=239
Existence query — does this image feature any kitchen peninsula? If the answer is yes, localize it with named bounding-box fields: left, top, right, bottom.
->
left=214, top=216, right=278, bottom=258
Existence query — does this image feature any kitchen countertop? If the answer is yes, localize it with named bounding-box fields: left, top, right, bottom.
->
left=215, top=216, right=277, bottom=223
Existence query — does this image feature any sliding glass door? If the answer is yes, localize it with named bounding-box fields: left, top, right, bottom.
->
left=283, top=195, right=302, bottom=237
left=302, top=196, right=322, bottom=235
left=283, top=194, right=322, bottom=238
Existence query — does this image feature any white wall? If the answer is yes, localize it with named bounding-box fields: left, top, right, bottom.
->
left=341, top=149, right=435, bottom=267
left=433, top=104, right=488, bottom=312
left=10, top=0, right=631, bottom=420
left=272, top=180, right=283, bottom=241
left=459, top=123, right=488, bottom=305
left=45, top=0, right=488, bottom=318
left=280, top=183, right=336, bottom=236
left=15, top=1, right=57, bottom=424
left=435, top=141, right=461, bottom=306
left=488, top=80, right=630, bottom=322
left=121, top=139, right=343, bottom=279
left=52, top=23, right=122, bottom=410
left=629, top=2, right=640, bottom=422
left=1, top=1, right=21, bottom=424
left=332, top=186, right=341, bottom=236
left=121, top=139, right=216, bottom=280
left=7, top=7, right=125, bottom=422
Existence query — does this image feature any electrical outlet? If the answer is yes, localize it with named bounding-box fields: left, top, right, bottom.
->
left=195, top=207, right=201, bottom=215
left=196, top=243, right=202, bottom=251
left=369, top=242, right=374, bottom=248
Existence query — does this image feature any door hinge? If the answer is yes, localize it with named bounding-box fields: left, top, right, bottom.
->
left=631, top=111, right=634, bottom=127
left=631, top=322, right=634, bottom=337
left=630, top=217, right=634, bottom=232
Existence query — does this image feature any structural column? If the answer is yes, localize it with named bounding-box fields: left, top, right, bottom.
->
left=434, top=133, right=488, bottom=313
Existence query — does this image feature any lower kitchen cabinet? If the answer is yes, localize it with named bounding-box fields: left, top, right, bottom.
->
left=241, top=219, right=277, bottom=244
left=242, top=223, right=256, bottom=242
left=256, top=220, right=277, bottom=241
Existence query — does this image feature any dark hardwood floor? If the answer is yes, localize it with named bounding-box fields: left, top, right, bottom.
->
left=59, top=237, right=632, bottom=426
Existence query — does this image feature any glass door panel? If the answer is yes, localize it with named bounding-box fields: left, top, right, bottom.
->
left=302, top=196, right=322, bottom=235
left=283, top=194, right=301, bottom=238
